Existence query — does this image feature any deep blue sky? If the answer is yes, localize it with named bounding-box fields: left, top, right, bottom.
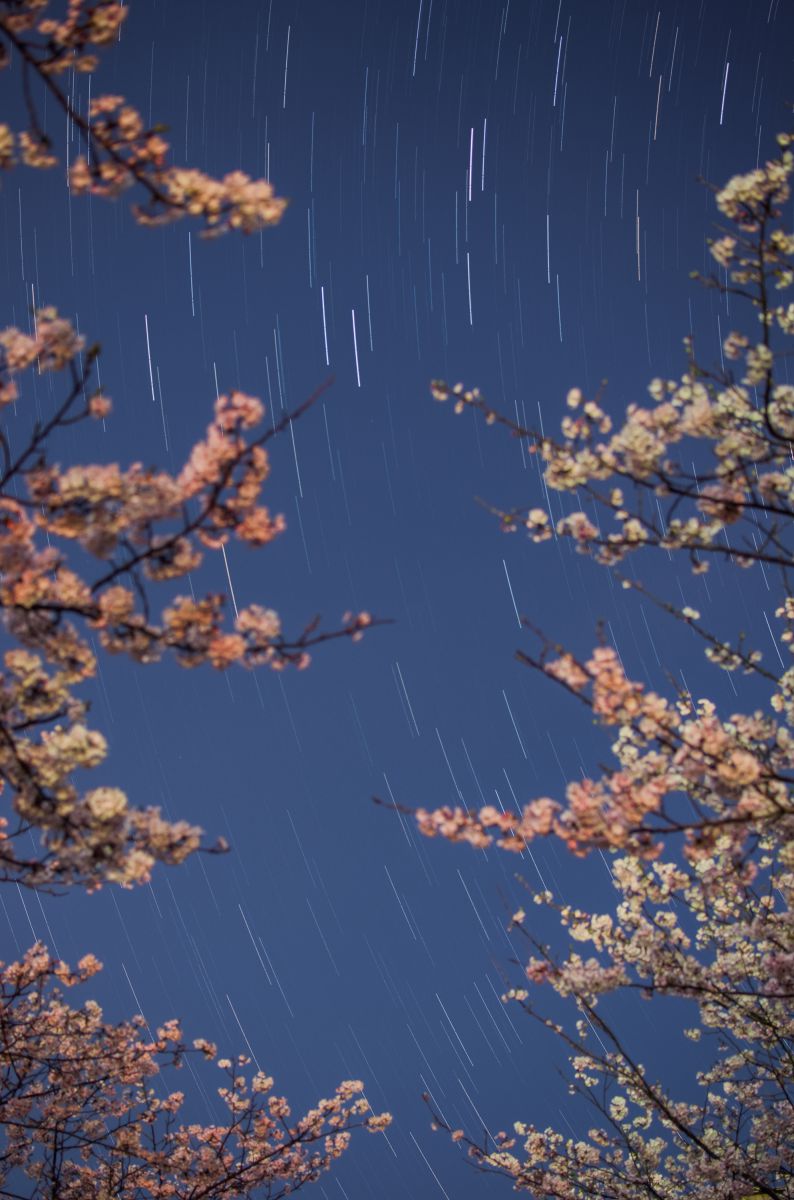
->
left=2, top=0, right=793, bottom=1196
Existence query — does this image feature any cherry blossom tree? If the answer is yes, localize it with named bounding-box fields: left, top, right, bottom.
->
left=0, top=4, right=390, bottom=1194
left=0, top=944, right=391, bottom=1199
left=396, top=133, right=794, bottom=1197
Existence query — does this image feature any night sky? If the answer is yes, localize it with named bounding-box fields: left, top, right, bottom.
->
left=2, top=0, right=793, bottom=1196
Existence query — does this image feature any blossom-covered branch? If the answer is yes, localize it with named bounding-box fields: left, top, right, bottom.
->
left=0, top=0, right=288, bottom=235
left=400, top=625, right=793, bottom=863
left=430, top=136, right=794, bottom=579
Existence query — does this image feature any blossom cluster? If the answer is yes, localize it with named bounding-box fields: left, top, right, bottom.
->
left=0, top=306, right=88, bottom=403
